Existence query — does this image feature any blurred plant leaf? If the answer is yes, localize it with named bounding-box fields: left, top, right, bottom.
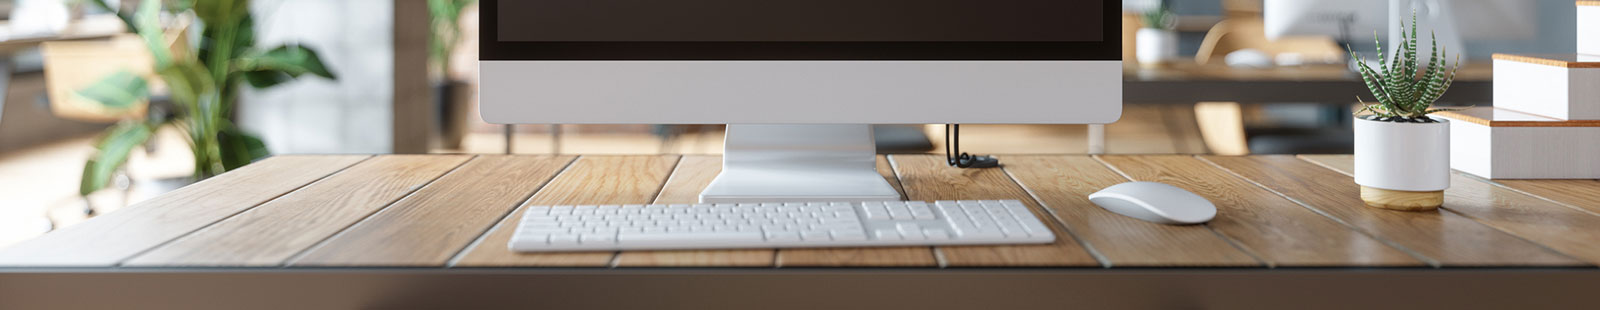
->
left=191, top=0, right=249, bottom=27
left=75, top=70, right=150, bottom=109
left=217, top=125, right=268, bottom=170
left=80, top=121, right=154, bottom=196
left=236, top=45, right=338, bottom=88
left=158, top=61, right=218, bottom=110
left=133, top=0, right=172, bottom=67
left=87, top=0, right=138, bottom=31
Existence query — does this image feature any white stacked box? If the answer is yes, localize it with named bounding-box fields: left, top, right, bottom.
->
left=1582, top=1, right=1599, bottom=55
left=1437, top=107, right=1600, bottom=179
left=1491, top=54, right=1600, bottom=120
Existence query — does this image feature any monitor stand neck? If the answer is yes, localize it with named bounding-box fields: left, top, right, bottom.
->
left=699, top=124, right=903, bottom=203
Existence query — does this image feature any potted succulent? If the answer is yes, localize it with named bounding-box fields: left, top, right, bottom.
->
left=75, top=0, right=336, bottom=203
left=1348, top=13, right=1460, bottom=211
left=1135, top=0, right=1178, bottom=67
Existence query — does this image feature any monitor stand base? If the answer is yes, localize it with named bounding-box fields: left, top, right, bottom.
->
left=699, top=124, right=903, bottom=203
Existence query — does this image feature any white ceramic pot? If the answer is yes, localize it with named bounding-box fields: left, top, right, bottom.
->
left=1354, top=117, right=1451, bottom=210
left=1136, top=28, right=1178, bottom=66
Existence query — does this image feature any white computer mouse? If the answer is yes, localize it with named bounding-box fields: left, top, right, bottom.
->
left=1088, top=182, right=1216, bottom=225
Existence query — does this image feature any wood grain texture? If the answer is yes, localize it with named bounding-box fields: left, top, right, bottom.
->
left=1098, top=156, right=1423, bottom=267
left=1493, top=179, right=1600, bottom=215
left=1492, top=53, right=1600, bottom=68
left=776, top=156, right=936, bottom=267
left=613, top=156, right=776, bottom=267
left=1434, top=107, right=1600, bottom=128
left=0, top=155, right=369, bottom=266
left=889, top=155, right=1101, bottom=267
left=451, top=155, right=679, bottom=267
left=1359, top=186, right=1443, bottom=211
left=1301, top=155, right=1600, bottom=265
left=1204, top=156, right=1581, bottom=266
left=1004, top=156, right=1260, bottom=267
left=122, top=155, right=473, bottom=266
left=289, top=156, right=576, bottom=266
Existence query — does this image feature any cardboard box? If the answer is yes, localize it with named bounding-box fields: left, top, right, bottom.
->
left=1435, top=107, right=1600, bottom=179
left=1491, top=54, right=1600, bottom=120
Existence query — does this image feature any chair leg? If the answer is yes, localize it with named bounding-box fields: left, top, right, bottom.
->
left=1195, top=102, right=1250, bottom=155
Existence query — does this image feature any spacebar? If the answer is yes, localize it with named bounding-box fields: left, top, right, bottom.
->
left=617, top=232, right=767, bottom=246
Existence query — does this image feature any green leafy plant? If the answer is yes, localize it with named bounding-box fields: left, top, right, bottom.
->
left=1140, top=1, right=1176, bottom=30
left=1349, top=12, right=1460, bottom=122
left=77, top=0, right=336, bottom=196
left=428, top=0, right=476, bottom=80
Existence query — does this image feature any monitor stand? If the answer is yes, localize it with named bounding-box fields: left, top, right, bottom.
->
left=699, top=124, right=903, bottom=203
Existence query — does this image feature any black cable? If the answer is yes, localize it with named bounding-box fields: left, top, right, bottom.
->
left=945, top=124, right=999, bottom=168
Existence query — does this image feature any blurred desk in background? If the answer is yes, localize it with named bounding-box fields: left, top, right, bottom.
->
left=0, top=15, right=124, bottom=53
left=1121, top=62, right=1494, bottom=154
left=1122, top=62, right=1493, bottom=104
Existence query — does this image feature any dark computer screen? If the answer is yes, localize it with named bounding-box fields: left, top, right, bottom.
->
left=481, top=0, right=1117, bottom=60
left=498, top=0, right=1101, bottom=42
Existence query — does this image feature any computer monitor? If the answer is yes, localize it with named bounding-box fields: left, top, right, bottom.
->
left=1264, top=0, right=1536, bottom=64
left=479, top=0, right=1122, bottom=202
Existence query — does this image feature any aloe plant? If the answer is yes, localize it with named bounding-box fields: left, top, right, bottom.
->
left=77, top=0, right=336, bottom=197
left=1349, top=12, right=1460, bottom=122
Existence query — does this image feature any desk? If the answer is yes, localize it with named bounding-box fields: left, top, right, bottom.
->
left=1123, top=62, right=1495, bottom=104
left=3, top=155, right=1598, bottom=309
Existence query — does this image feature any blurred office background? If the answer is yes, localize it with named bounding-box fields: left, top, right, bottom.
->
left=0, top=0, right=1578, bottom=247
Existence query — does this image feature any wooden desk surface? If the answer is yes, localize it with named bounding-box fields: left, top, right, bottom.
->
left=4, top=154, right=1598, bottom=268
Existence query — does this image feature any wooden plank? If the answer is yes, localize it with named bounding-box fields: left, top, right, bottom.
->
left=451, top=155, right=679, bottom=267
left=1005, top=156, right=1260, bottom=267
left=890, top=154, right=1101, bottom=267
left=1493, top=179, right=1600, bottom=215
left=289, top=156, right=576, bottom=266
left=122, top=155, right=474, bottom=266
left=613, top=156, right=776, bottom=267
left=0, top=155, right=369, bottom=266
left=775, top=156, right=938, bottom=267
left=1203, top=156, right=1582, bottom=266
left=1300, top=155, right=1600, bottom=265
left=1098, top=156, right=1423, bottom=267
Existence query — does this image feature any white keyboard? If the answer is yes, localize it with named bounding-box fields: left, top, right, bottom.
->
left=509, top=200, right=1055, bottom=252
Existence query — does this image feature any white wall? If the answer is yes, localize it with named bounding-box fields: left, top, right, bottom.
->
left=238, top=0, right=393, bottom=154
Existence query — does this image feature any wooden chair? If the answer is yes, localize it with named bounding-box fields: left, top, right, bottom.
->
left=1190, top=2, right=1344, bottom=155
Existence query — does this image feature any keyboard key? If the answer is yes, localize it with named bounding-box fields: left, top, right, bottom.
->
left=832, top=231, right=868, bottom=241
left=895, top=223, right=922, bottom=235
left=581, top=234, right=616, bottom=244
left=764, top=231, right=801, bottom=243
left=549, top=235, right=580, bottom=245
left=618, top=232, right=765, bottom=246
left=873, top=228, right=901, bottom=240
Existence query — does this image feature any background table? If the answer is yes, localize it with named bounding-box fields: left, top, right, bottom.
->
left=1122, top=62, right=1495, bottom=104
left=3, top=154, right=1598, bottom=309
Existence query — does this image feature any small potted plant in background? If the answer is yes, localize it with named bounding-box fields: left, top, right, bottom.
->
left=430, top=0, right=477, bottom=150
left=1136, top=0, right=1178, bottom=68
left=75, top=0, right=336, bottom=207
left=1349, top=13, right=1460, bottom=211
